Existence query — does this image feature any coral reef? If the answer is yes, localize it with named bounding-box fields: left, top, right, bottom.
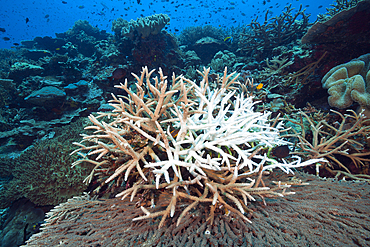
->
left=23, top=49, right=53, bottom=61
left=0, top=79, right=16, bottom=110
left=0, top=5, right=369, bottom=246
left=183, top=50, right=202, bottom=68
left=111, top=14, right=182, bottom=73
left=56, top=20, right=109, bottom=57
left=301, top=0, right=370, bottom=76
left=20, top=36, right=66, bottom=51
left=8, top=62, right=44, bottom=83
left=189, top=37, right=228, bottom=64
left=24, top=86, right=66, bottom=107
left=317, top=0, right=366, bottom=21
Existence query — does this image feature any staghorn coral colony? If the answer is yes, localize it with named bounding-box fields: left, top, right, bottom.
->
left=70, top=67, right=323, bottom=228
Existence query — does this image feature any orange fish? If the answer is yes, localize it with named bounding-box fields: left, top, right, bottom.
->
left=256, top=83, right=263, bottom=90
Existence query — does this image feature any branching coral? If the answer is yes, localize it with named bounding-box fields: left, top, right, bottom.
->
left=283, top=109, right=370, bottom=180
left=317, top=0, right=364, bottom=21
left=238, top=4, right=310, bottom=58
left=258, top=52, right=327, bottom=90
left=71, top=67, right=324, bottom=228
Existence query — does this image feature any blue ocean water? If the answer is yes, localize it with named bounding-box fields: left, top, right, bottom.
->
left=1, top=0, right=333, bottom=49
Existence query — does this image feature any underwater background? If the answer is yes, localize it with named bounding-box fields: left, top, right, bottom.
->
left=1, top=0, right=333, bottom=49
left=1, top=0, right=370, bottom=246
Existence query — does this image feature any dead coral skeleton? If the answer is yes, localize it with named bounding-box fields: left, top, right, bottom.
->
left=71, top=66, right=324, bottom=228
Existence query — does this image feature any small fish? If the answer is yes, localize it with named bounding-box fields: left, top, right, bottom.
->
left=170, top=129, right=180, bottom=138
left=56, top=48, right=60, bottom=50
left=101, top=2, right=109, bottom=9
left=78, top=5, right=85, bottom=9
left=2, top=37, right=10, bottom=41
left=13, top=43, right=19, bottom=46
left=62, top=1, right=67, bottom=4
left=318, top=5, right=323, bottom=8
left=0, top=27, right=5, bottom=32
left=44, top=14, right=49, bottom=18
left=224, top=36, right=233, bottom=42
left=256, top=83, right=263, bottom=90
left=137, top=0, right=141, bottom=3
left=26, top=17, right=30, bottom=24
left=32, top=222, right=42, bottom=232
left=271, top=145, right=290, bottom=158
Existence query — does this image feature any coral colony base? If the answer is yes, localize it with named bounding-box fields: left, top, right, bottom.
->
left=66, top=67, right=324, bottom=228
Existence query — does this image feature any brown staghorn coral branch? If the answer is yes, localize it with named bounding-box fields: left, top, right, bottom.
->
left=332, top=169, right=370, bottom=183
left=220, top=67, right=240, bottom=92
left=133, top=187, right=180, bottom=229
left=196, top=67, right=210, bottom=94
left=105, top=145, right=150, bottom=183
left=71, top=159, right=110, bottom=184
left=176, top=187, right=210, bottom=226
left=217, top=193, right=252, bottom=224
left=285, top=109, right=370, bottom=176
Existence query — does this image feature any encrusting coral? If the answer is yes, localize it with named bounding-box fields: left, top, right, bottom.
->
left=69, top=66, right=324, bottom=228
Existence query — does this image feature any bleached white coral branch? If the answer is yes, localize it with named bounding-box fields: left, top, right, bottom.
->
left=144, top=82, right=325, bottom=191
